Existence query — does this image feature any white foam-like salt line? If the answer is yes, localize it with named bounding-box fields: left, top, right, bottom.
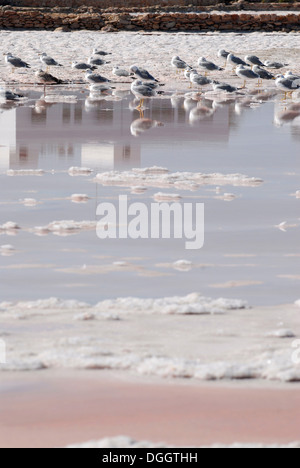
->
left=95, top=168, right=263, bottom=191
left=32, top=220, right=97, bottom=235
left=153, top=192, right=182, bottom=201
left=7, top=170, right=45, bottom=176
left=68, top=167, right=93, bottom=176
left=70, top=194, right=90, bottom=203
left=65, top=436, right=300, bottom=449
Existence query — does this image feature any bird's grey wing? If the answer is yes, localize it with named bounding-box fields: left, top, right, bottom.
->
left=9, top=57, right=29, bottom=67
left=135, top=85, right=153, bottom=96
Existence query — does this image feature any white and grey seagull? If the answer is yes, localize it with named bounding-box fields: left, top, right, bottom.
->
left=39, top=53, right=62, bottom=71
left=236, top=65, right=259, bottom=88
left=227, top=53, right=247, bottom=70
left=130, top=65, right=158, bottom=82
left=245, top=55, right=265, bottom=68
left=4, top=53, right=30, bottom=73
left=131, top=80, right=157, bottom=109
left=198, top=57, right=223, bottom=74
left=85, top=70, right=111, bottom=84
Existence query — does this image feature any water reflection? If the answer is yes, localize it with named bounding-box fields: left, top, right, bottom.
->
left=0, top=88, right=299, bottom=174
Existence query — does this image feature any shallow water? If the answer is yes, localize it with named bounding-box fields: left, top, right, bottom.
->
left=0, top=87, right=300, bottom=306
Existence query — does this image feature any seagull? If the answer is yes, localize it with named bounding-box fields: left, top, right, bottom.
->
left=4, top=53, right=30, bottom=73
left=171, top=56, right=190, bottom=73
left=198, top=57, right=223, bottom=75
left=245, top=55, right=265, bottom=68
left=88, top=56, right=109, bottom=67
left=275, top=75, right=300, bottom=99
left=35, top=70, right=63, bottom=85
left=252, top=65, right=275, bottom=85
left=212, top=81, right=239, bottom=93
left=218, top=49, right=230, bottom=67
left=0, top=88, right=24, bottom=101
left=236, top=65, right=259, bottom=88
left=130, top=65, right=158, bottom=82
left=264, top=60, right=288, bottom=69
left=92, top=48, right=112, bottom=56
left=184, top=67, right=192, bottom=80
left=284, top=71, right=300, bottom=81
left=227, top=53, right=247, bottom=70
left=72, top=61, right=96, bottom=71
left=131, top=80, right=157, bottom=109
left=39, top=53, right=62, bottom=72
left=85, top=70, right=111, bottom=84
left=112, top=66, right=133, bottom=77
left=190, top=71, right=211, bottom=90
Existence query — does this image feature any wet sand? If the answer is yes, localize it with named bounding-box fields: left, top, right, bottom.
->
left=1, top=371, right=300, bottom=448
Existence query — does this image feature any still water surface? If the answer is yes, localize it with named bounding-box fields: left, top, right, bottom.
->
left=0, top=88, right=299, bottom=305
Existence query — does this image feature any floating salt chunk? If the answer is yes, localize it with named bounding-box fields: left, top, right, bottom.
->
left=295, top=299, right=300, bottom=307
left=218, top=193, right=236, bottom=201
left=153, top=192, right=182, bottom=202
left=173, top=260, right=193, bottom=272
left=0, top=244, right=15, bottom=256
left=68, top=167, right=93, bottom=176
left=7, top=169, right=44, bottom=176
left=0, top=221, right=21, bottom=235
left=113, top=261, right=128, bottom=267
left=33, top=220, right=97, bottom=236
left=1, top=297, right=91, bottom=310
left=20, top=198, right=37, bottom=206
left=293, top=191, right=300, bottom=198
left=266, top=329, right=296, bottom=338
left=95, top=169, right=263, bottom=190
left=130, top=186, right=147, bottom=194
left=73, top=312, right=96, bottom=321
left=133, top=166, right=169, bottom=174
left=276, top=221, right=299, bottom=232
left=71, top=194, right=90, bottom=203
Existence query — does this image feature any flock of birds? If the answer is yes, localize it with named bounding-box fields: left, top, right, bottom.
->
left=0, top=46, right=300, bottom=107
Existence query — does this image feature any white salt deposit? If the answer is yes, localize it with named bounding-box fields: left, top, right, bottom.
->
left=0, top=222, right=20, bottom=231
left=94, top=293, right=248, bottom=316
left=153, top=192, right=182, bottom=202
left=20, top=198, right=38, bottom=207
left=70, top=194, right=90, bottom=203
left=266, top=329, right=296, bottom=338
left=0, top=244, right=15, bottom=257
left=0, top=297, right=90, bottom=310
left=95, top=168, right=263, bottom=191
left=173, top=260, right=193, bottom=272
left=68, top=167, right=93, bottom=176
left=32, top=220, right=97, bottom=236
left=7, top=170, right=44, bottom=176
left=65, top=436, right=300, bottom=449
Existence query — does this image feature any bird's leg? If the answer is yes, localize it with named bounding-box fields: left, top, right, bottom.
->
left=46, top=66, right=49, bottom=73
left=288, top=91, right=293, bottom=99
left=241, top=80, right=246, bottom=89
left=12, top=67, right=15, bottom=74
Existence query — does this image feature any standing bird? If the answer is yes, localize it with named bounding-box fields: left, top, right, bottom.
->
left=4, top=53, right=30, bottom=73
left=218, top=49, right=230, bottom=67
left=92, top=48, right=112, bottom=56
left=275, top=75, right=300, bottom=99
left=171, top=56, right=190, bottom=73
left=252, top=65, right=275, bottom=85
left=245, top=55, right=265, bottom=68
left=130, top=65, right=158, bottom=82
left=198, top=57, right=223, bottom=75
left=236, top=65, right=259, bottom=88
left=72, top=61, right=96, bottom=71
left=212, top=81, right=239, bottom=93
left=35, top=70, right=63, bottom=95
left=39, top=53, right=62, bottom=72
left=190, top=71, right=211, bottom=90
left=227, top=53, right=247, bottom=70
left=112, top=66, right=133, bottom=78
left=130, top=80, right=157, bottom=110
left=88, top=56, right=109, bottom=67
left=264, top=60, right=288, bottom=69
left=85, top=70, right=111, bottom=84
